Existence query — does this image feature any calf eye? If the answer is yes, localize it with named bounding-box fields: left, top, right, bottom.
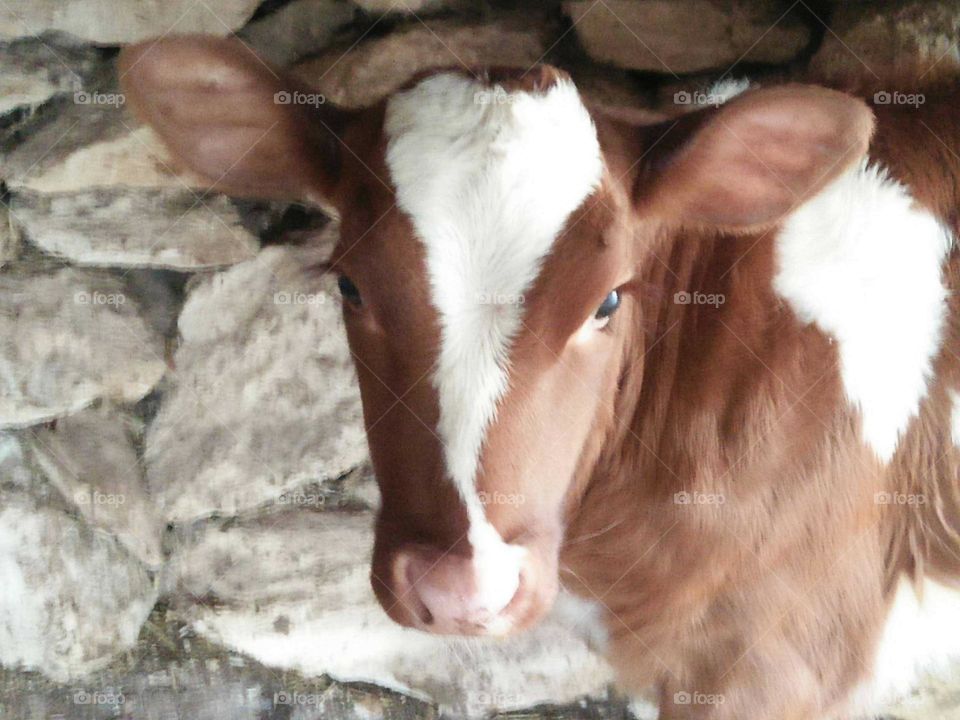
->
left=594, top=289, right=620, bottom=320
left=338, top=275, right=362, bottom=307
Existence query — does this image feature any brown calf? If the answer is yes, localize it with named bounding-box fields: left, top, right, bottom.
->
left=120, top=36, right=960, bottom=719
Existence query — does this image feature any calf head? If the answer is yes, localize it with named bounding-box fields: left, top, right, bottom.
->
left=121, top=36, right=873, bottom=637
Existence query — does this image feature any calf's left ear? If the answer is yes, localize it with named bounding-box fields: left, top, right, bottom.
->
left=636, top=84, right=875, bottom=232
left=119, top=35, right=353, bottom=204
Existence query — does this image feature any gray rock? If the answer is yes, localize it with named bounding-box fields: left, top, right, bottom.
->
left=3, top=105, right=206, bottom=195
left=885, top=667, right=960, bottom=718
left=29, top=406, right=164, bottom=567
left=121, top=268, right=187, bottom=340
left=0, top=0, right=262, bottom=45
left=0, top=267, right=167, bottom=428
left=810, top=0, right=960, bottom=87
left=146, top=233, right=367, bottom=523
left=168, top=510, right=613, bottom=719
left=563, top=0, right=810, bottom=74
left=0, top=204, right=19, bottom=267
left=293, top=13, right=553, bottom=108
left=0, top=39, right=101, bottom=116
left=0, top=503, right=157, bottom=682
left=4, top=91, right=260, bottom=269
left=239, top=0, right=357, bottom=67
left=352, top=0, right=450, bottom=14
left=0, top=432, right=37, bottom=497
left=12, top=189, right=259, bottom=269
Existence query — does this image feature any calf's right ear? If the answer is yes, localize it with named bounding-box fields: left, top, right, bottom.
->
left=119, top=35, right=352, bottom=204
left=635, top=84, right=875, bottom=233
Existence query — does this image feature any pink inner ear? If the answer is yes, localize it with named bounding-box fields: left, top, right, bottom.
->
left=119, top=36, right=347, bottom=203
left=641, top=85, right=875, bottom=232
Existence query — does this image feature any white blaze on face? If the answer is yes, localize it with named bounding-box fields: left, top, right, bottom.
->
left=384, top=72, right=602, bottom=605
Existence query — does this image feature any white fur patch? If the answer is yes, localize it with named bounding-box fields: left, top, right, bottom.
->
left=705, top=77, right=751, bottom=104
left=551, top=590, right=609, bottom=653
left=384, top=72, right=602, bottom=586
left=774, top=160, right=952, bottom=462
left=950, top=389, right=960, bottom=449
left=852, top=576, right=960, bottom=714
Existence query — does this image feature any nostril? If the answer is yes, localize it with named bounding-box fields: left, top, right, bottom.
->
left=404, top=560, right=435, bottom=625
left=393, top=549, right=434, bottom=626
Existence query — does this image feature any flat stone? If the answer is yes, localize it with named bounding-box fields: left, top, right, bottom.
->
left=4, top=116, right=208, bottom=194
left=168, top=510, right=613, bottom=718
left=239, top=0, right=357, bottom=67
left=3, top=100, right=259, bottom=269
left=12, top=189, right=259, bottom=269
left=146, top=233, right=367, bottom=523
left=0, top=502, right=157, bottom=682
left=567, top=65, right=655, bottom=112
left=0, top=204, right=19, bottom=267
left=0, top=432, right=39, bottom=499
left=352, top=0, right=451, bottom=14
left=29, top=407, right=164, bottom=567
left=0, top=267, right=167, bottom=428
left=563, top=0, right=809, bottom=74
left=810, top=0, right=960, bottom=87
left=0, top=40, right=99, bottom=116
left=0, top=0, right=262, bottom=45
left=885, top=663, right=960, bottom=719
left=294, top=14, right=551, bottom=108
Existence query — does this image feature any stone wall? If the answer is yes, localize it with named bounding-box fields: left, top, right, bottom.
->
left=0, top=1, right=958, bottom=718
